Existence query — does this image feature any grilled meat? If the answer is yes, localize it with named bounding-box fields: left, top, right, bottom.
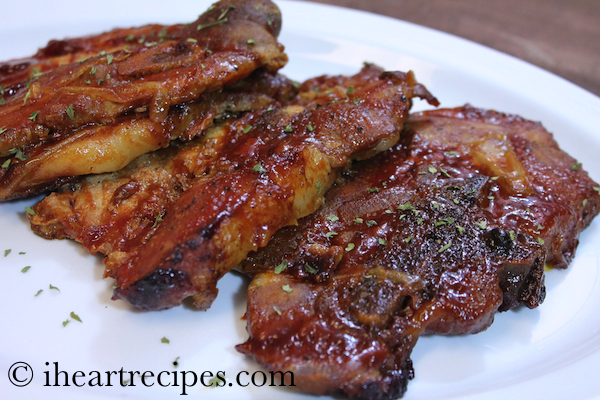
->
left=0, top=0, right=287, bottom=159
left=236, top=106, right=600, bottom=399
left=0, top=23, right=175, bottom=92
left=28, top=65, right=438, bottom=311
left=0, top=69, right=295, bottom=200
left=29, top=71, right=298, bottom=261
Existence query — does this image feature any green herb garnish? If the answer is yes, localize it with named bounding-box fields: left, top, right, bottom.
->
left=274, top=260, right=288, bottom=274
left=161, top=337, right=170, bottom=344
left=70, top=312, right=82, bottom=323
left=23, top=88, right=31, bottom=105
left=8, top=148, right=26, bottom=161
left=21, top=266, right=30, bottom=273
left=66, top=104, right=75, bottom=120
left=475, top=221, right=487, bottom=230
left=152, top=212, right=164, bottom=228
left=345, top=243, right=355, bottom=252
left=197, top=18, right=228, bottom=31
left=282, top=284, right=293, bottom=293
left=208, top=375, right=221, bottom=387
left=326, top=215, right=339, bottom=222
left=438, top=241, right=452, bottom=253
left=304, top=263, right=317, bottom=274
left=253, top=161, right=267, bottom=173
left=25, top=207, right=36, bottom=216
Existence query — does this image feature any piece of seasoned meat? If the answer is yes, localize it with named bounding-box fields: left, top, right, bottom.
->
left=0, top=23, right=175, bottom=92
left=0, top=0, right=287, bottom=158
left=28, top=65, right=438, bottom=311
left=236, top=106, right=600, bottom=400
left=0, top=70, right=295, bottom=200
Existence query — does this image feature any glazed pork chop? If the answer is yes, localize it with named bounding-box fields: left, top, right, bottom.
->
left=0, top=22, right=176, bottom=92
left=28, top=65, right=438, bottom=311
left=0, top=69, right=294, bottom=200
left=236, top=106, right=600, bottom=399
left=0, top=0, right=287, bottom=200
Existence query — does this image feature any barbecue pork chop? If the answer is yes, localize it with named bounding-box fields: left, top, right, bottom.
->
left=28, top=65, right=438, bottom=311
left=236, top=106, right=600, bottom=400
left=0, top=22, right=175, bottom=92
left=0, top=69, right=294, bottom=200
left=0, top=0, right=287, bottom=197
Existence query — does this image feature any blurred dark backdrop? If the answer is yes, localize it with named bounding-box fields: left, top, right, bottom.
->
left=303, top=0, right=600, bottom=97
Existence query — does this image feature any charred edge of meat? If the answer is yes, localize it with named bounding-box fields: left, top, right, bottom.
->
left=112, top=268, right=193, bottom=311
left=354, top=363, right=413, bottom=400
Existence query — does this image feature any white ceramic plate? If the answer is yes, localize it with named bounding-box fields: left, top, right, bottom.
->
left=1, top=1, right=600, bottom=399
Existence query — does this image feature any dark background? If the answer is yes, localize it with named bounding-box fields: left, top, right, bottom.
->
left=303, top=0, right=600, bottom=97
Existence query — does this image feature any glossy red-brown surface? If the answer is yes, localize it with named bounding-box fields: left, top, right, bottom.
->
left=0, top=0, right=286, bottom=158
left=236, top=106, right=600, bottom=399
left=29, top=65, right=437, bottom=311
left=0, top=23, right=175, bottom=91
left=0, top=69, right=294, bottom=200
